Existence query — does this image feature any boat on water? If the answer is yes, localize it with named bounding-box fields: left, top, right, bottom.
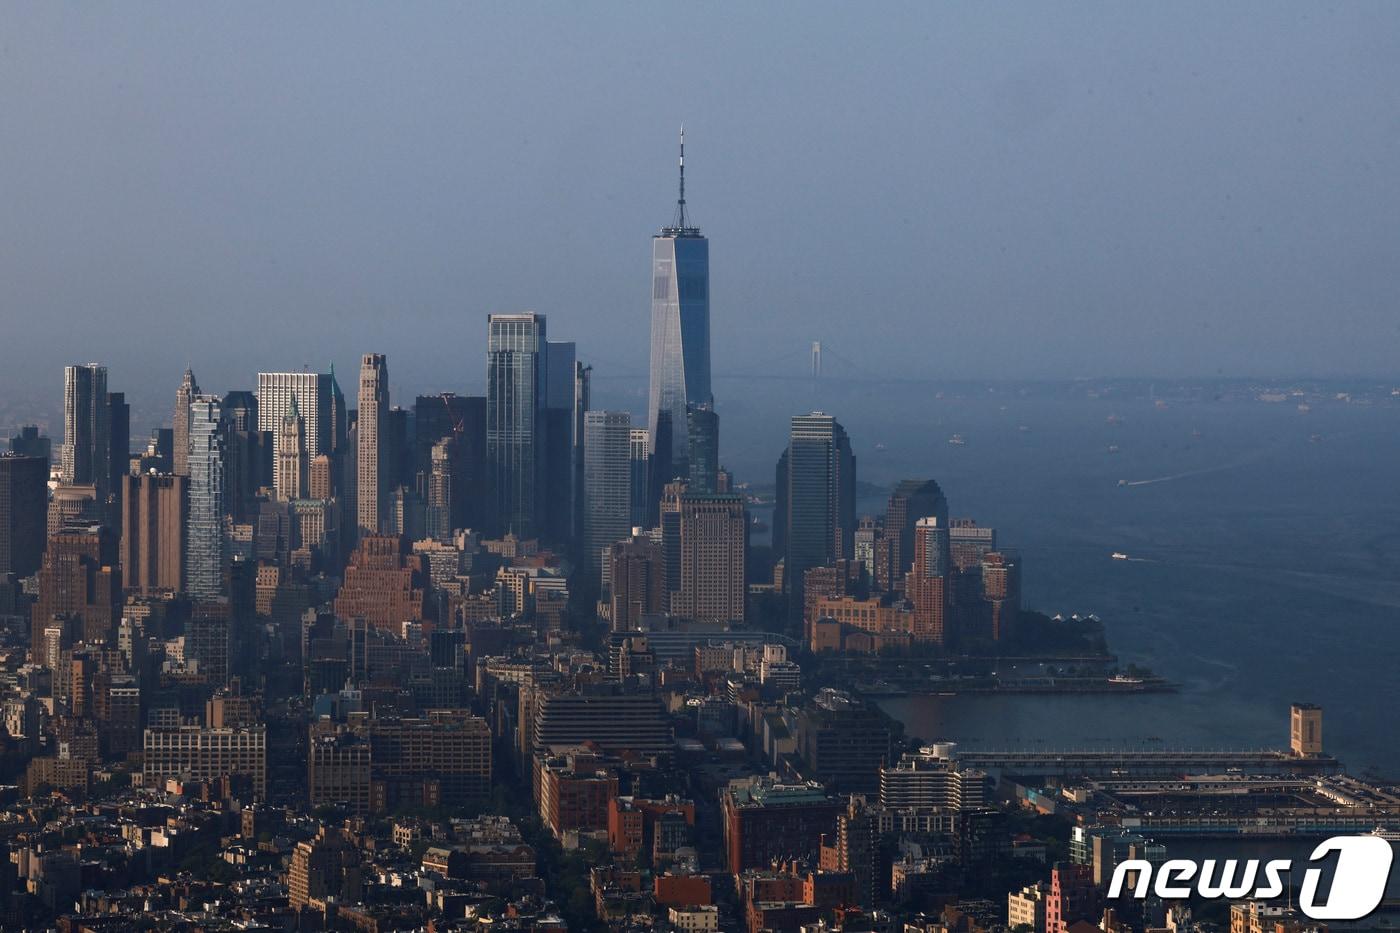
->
left=1111, top=552, right=1129, bottom=560
left=1369, top=826, right=1400, bottom=842
left=1108, top=674, right=1145, bottom=685
left=1107, top=444, right=1120, bottom=453
left=948, top=434, right=966, bottom=446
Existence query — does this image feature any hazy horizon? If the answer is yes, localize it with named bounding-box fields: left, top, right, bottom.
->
left=4, top=3, right=1400, bottom=412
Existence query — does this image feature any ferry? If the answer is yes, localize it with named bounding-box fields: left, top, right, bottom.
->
left=948, top=434, right=967, bottom=446
left=1111, top=552, right=1129, bottom=561
left=1108, top=674, right=1145, bottom=685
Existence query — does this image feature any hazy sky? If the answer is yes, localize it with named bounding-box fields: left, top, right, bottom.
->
left=3, top=2, right=1400, bottom=416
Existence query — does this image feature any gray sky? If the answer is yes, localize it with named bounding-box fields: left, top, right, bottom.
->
left=3, top=2, right=1400, bottom=413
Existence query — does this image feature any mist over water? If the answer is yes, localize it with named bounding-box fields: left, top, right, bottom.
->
left=712, top=378, right=1400, bottom=776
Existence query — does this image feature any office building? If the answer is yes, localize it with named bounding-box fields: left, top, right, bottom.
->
left=673, top=493, right=746, bottom=624
left=333, top=535, right=426, bottom=634
left=609, top=535, right=665, bottom=632
left=531, top=686, right=672, bottom=758
left=288, top=826, right=362, bottom=910
left=487, top=312, right=545, bottom=538
left=275, top=399, right=308, bottom=501
left=0, top=454, right=47, bottom=578
left=879, top=747, right=988, bottom=811
left=881, top=480, right=949, bottom=594
left=1291, top=703, right=1323, bottom=757
left=186, top=395, right=226, bottom=599
left=31, top=525, right=120, bottom=651
left=142, top=725, right=267, bottom=797
left=257, top=371, right=333, bottom=494
left=648, top=128, right=711, bottom=464
left=629, top=429, right=651, bottom=528
left=794, top=689, right=894, bottom=795
left=173, top=368, right=199, bottom=477
left=107, top=391, right=129, bottom=517
left=120, top=473, right=187, bottom=594
left=981, top=550, right=1020, bottom=641
left=1046, top=862, right=1101, bottom=933
left=584, top=411, right=633, bottom=577
left=721, top=777, right=842, bottom=874
left=414, top=393, right=489, bottom=533
left=356, top=353, right=388, bottom=536
left=542, top=339, right=578, bottom=548
left=9, top=425, right=51, bottom=460
left=221, top=391, right=267, bottom=522
left=778, top=413, right=856, bottom=619
left=907, top=516, right=951, bottom=646
left=685, top=403, right=719, bottom=494
left=60, top=364, right=110, bottom=503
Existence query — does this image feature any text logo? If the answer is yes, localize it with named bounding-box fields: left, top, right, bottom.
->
left=1106, top=835, right=1393, bottom=920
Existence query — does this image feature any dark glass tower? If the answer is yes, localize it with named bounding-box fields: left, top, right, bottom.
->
left=487, top=312, right=545, bottom=538
left=648, top=128, right=711, bottom=464
left=780, top=412, right=856, bottom=619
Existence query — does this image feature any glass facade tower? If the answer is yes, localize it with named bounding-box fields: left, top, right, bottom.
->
left=487, top=312, right=545, bottom=539
left=648, top=129, right=711, bottom=463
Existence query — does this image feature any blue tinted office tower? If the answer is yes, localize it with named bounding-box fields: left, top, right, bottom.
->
left=647, top=410, right=675, bottom=528
left=61, top=364, right=111, bottom=504
left=571, top=362, right=591, bottom=542
left=629, top=429, right=651, bottom=529
left=686, top=403, right=719, bottom=495
left=487, top=313, right=545, bottom=539
left=542, top=340, right=577, bottom=549
left=107, top=391, right=130, bottom=521
left=0, top=454, right=48, bottom=578
left=186, top=395, right=227, bottom=599
left=583, top=411, right=633, bottom=577
left=781, top=413, right=856, bottom=620
left=414, top=393, right=489, bottom=532
left=221, top=391, right=266, bottom=523
left=648, top=128, right=711, bottom=465
left=10, top=426, right=51, bottom=461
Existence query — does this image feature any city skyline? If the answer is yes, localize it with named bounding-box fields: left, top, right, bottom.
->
left=5, top=4, right=1400, bottom=409
left=1, top=7, right=1398, bottom=930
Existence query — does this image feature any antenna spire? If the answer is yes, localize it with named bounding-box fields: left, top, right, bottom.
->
left=674, top=125, right=689, bottom=230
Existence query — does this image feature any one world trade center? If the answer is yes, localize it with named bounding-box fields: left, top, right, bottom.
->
left=648, top=127, right=711, bottom=465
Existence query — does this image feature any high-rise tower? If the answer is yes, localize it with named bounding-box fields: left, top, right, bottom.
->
left=186, top=395, right=226, bottom=599
left=173, top=368, right=200, bottom=477
left=648, top=128, right=711, bottom=465
left=61, top=364, right=111, bottom=503
left=487, top=313, right=545, bottom=539
left=778, top=413, right=856, bottom=620
left=356, top=354, right=388, bottom=537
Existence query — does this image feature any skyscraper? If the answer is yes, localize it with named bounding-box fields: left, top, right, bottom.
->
left=907, top=516, right=951, bottom=646
left=0, top=454, right=48, bottom=579
left=542, top=340, right=577, bottom=548
left=120, top=473, right=187, bottom=594
left=357, top=354, right=388, bottom=537
left=173, top=368, right=199, bottom=477
left=107, top=391, right=129, bottom=516
left=673, top=492, right=747, bottom=623
left=487, top=313, right=545, bottom=538
left=61, top=364, right=110, bottom=502
left=583, top=411, right=633, bottom=577
left=648, top=128, right=711, bottom=464
left=186, top=395, right=226, bottom=599
left=685, top=403, right=719, bottom=495
left=780, top=413, right=856, bottom=620
left=881, top=480, right=949, bottom=594
left=257, top=371, right=333, bottom=495
left=276, top=400, right=309, bottom=501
